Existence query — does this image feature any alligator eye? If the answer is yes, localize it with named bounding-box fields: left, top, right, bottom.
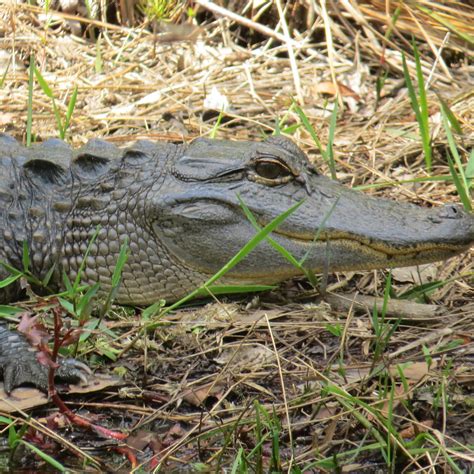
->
left=254, top=159, right=292, bottom=180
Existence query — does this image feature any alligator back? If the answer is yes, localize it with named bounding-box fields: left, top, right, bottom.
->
left=0, top=134, right=181, bottom=303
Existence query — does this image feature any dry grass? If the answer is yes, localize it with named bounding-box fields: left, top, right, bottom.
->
left=0, top=0, right=473, bottom=471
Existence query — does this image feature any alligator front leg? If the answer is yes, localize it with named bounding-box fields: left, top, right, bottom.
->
left=0, top=325, right=91, bottom=395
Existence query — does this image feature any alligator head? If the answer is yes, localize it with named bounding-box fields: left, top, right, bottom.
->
left=155, top=136, right=474, bottom=287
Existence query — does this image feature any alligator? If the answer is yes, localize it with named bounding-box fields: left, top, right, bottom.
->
left=0, top=133, right=473, bottom=394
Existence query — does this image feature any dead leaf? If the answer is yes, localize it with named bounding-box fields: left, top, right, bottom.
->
left=399, top=420, right=433, bottom=439
left=371, top=384, right=407, bottom=420
left=181, top=381, right=224, bottom=406
left=389, top=360, right=438, bottom=382
left=214, top=343, right=275, bottom=370
left=17, top=313, right=48, bottom=347
left=0, top=374, right=121, bottom=413
left=392, top=263, right=437, bottom=285
left=127, top=430, right=162, bottom=451
left=312, top=81, right=361, bottom=101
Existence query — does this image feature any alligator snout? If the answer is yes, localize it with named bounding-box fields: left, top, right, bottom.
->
left=428, top=204, right=470, bottom=223
left=439, top=204, right=466, bottom=219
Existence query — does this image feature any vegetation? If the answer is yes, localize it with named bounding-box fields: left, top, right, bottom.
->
left=0, top=0, right=472, bottom=471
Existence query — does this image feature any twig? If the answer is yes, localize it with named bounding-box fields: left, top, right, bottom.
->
left=275, top=0, right=303, bottom=104
left=320, top=0, right=341, bottom=106
left=264, top=313, right=294, bottom=470
left=326, top=293, right=447, bottom=321
left=195, top=0, right=298, bottom=46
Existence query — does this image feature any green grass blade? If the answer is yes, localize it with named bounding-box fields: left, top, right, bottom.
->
left=0, top=305, right=23, bottom=316
left=0, top=55, right=10, bottom=88
left=402, top=50, right=431, bottom=171
left=438, top=96, right=462, bottom=134
left=401, top=53, right=422, bottom=128
left=446, top=154, right=472, bottom=211
left=33, top=66, right=54, bottom=99
left=441, top=106, right=471, bottom=209
left=0, top=261, right=22, bottom=277
left=237, top=195, right=304, bottom=272
left=293, top=102, right=328, bottom=162
left=326, top=100, right=338, bottom=179
left=21, top=241, right=30, bottom=272
left=412, top=41, right=432, bottom=171
left=210, top=109, right=225, bottom=139
left=230, top=447, right=247, bottom=474
left=26, top=54, right=35, bottom=146
left=95, top=35, right=103, bottom=73
left=190, top=199, right=304, bottom=293
left=34, top=65, right=67, bottom=137
left=20, top=441, right=66, bottom=472
left=76, top=282, right=100, bottom=319
left=42, top=264, right=56, bottom=286
left=52, top=100, right=65, bottom=139
left=253, top=400, right=263, bottom=473
left=64, top=85, right=78, bottom=135
left=111, top=239, right=129, bottom=289
left=466, top=149, right=474, bottom=189
left=237, top=193, right=339, bottom=288
left=400, top=278, right=450, bottom=300
left=417, top=6, right=474, bottom=44
left=84, top=0, right=93, bottom=18
left=0, top=274, right=21, bottom=289
left=62, top=270, right=74, bottom=294
left=99, top=238, right=129, bottom=318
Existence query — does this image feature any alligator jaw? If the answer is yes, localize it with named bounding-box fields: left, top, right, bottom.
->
left=271, top=228, right=472, bottom=272
left=261, top=174, right=474, bottom=274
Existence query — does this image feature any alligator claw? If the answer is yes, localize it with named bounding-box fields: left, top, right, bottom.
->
left=56, top=359, right=93, bottom=386
left=0, top=325, right=91, bottom=395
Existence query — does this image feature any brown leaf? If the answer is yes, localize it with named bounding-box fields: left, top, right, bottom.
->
left=312, top=81, right=361, bottom=101
left=390, top=361, right=438, bottom=382
left=127, top=430, right=160, bottom=451
left=17, top=313, right=49, bottom=347
left=0, top=374, right=121, bottom=413
left=214, top=343, right=275, bottom=370
left=399, top=420, right=433, bottom=439
left=181, top=381, right=224, bottom=407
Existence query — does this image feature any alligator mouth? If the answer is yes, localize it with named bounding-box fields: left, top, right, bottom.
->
left=273, top=228, right=471, bottom=257
left=223, top=217, right=472, bottom=280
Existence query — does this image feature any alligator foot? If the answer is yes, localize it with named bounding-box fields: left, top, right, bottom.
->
left=0, top=325, right=91, bottom=395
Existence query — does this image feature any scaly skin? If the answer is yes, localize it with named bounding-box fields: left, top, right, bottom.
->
left=0, top=133, right=473, bottom=393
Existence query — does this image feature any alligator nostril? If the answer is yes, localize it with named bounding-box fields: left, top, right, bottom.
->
left=439, top=204, right=462, bottom=219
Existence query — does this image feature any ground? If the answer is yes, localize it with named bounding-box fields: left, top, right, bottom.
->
left=0, top=1, right=473, bottom=472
